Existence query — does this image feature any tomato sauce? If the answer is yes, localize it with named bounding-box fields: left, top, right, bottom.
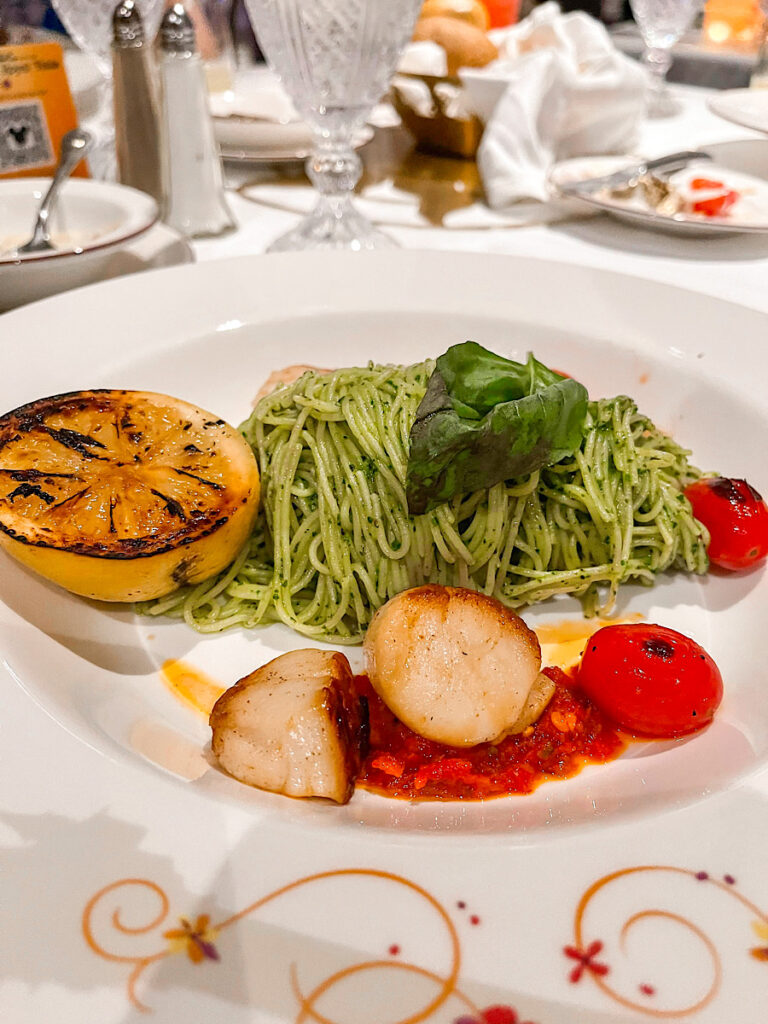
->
left=354, top=667, right=628, bottom=801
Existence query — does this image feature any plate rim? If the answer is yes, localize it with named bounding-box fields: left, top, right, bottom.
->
left=561, top=190, right=768, bottom=235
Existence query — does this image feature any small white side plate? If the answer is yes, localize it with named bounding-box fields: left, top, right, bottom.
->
left=550, top=153, right=768, bottom=236
left=0, top=178, right=160, bottom=310
left=0, top=177, right=158, bottom=264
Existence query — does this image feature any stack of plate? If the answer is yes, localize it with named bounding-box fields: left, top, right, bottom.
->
left=208, top=66, right=315, bottom=163
left=209, top=66, right=375, bottom=164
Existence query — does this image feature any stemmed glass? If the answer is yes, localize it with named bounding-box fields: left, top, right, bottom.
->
left=629, top=0, right=703, bottom=116
left=244, top=0, right=422, bottom=251
left=52, top=0, right=165, bottom=177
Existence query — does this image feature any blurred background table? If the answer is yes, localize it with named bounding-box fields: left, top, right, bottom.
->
left=5, top=0, right=768, bottom=89
left=5, top=0, right=768, bottom=311
left=610, top=22, right=755, bottom=89
left=191, top=83, right=768, bottom=314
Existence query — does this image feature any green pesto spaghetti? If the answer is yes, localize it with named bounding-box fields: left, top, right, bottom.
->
left=141, top=361, right=709, bottom=643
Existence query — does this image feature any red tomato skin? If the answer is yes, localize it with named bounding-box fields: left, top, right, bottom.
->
left=691, top=189, right=739, bottom=217
left=690, top=190, right=738, bottom=216
left=576, top=624, right=723, bottom=738
left=690, top=177, right=725, bottom=190
left=685, top=477, right=768, bottom=570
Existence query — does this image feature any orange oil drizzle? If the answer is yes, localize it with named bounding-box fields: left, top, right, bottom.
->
left=536, top=613, right=643, bottom=670
left=161, top=659, right=224, bottom=718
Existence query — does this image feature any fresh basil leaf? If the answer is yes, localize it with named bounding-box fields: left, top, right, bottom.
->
left=406, top=342, right=588, bottom=515
left=438, top=342, right=565, bottom=415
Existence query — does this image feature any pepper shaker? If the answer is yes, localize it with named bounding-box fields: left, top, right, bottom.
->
left=159, top=2, right=235, bottom=238
left=112, top=0, right=164, bottom=206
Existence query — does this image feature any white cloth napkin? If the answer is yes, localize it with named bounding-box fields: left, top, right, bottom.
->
left=398, top=3, right=647, bottom=215
left=208, top=67, right=298, bottom=122
left=469, top=4, right=647, bottom=208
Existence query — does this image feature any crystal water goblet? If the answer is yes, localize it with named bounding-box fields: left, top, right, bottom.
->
left=51, top=0, right=165, bottom=177
left=629, top=0, right=703, bottom=116
left=244, top=0, right=422, bottom=251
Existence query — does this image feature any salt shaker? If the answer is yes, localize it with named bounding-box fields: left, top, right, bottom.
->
left=112, top=0, right=164, bottom=206
left=159, top=2, right=235, bottom=238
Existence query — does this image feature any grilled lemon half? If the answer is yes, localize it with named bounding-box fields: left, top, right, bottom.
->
left=0, top=389, right=260, bottom=602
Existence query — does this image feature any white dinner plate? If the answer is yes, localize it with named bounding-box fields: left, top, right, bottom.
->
left=708, top=87, right=768, bottom=136
left=2, top=252, right=768, bottom=1024
left=1, top=249, right=767, bottom=834
left=550, top=154, right=768, bottom=236
left=215, top=118, right=373, bottom=164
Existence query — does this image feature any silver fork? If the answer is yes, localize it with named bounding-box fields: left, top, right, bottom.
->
left=557, top=150, right=713, bottom=197
left=18, top=128, right=93, bottom=255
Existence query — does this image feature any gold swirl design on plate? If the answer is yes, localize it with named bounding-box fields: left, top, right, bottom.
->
left=570, top=865, right=768, bottom=1017
left=82, top=878, right=172, bottom=1012
left=83, top=862, right=768, bottom=1018
left=81, top=868, right=480, bottom=1020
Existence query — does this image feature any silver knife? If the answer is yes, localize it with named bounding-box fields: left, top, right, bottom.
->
left=557, top=150, right=713, bottom=197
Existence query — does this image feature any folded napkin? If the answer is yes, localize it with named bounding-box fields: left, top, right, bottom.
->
left=399, top=3, right=647, bottom=215
left=208, top=67, right=298, bottom=122
left=470, top=3, right=647, bottom=208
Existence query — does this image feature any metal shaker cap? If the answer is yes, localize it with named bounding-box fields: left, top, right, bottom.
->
left=160, top=3, right=197, bottom=55
left=113, top=0, right=144, bottom=48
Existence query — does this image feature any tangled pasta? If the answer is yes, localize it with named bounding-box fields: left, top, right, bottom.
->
left=142, top=362, right=708, bottom=642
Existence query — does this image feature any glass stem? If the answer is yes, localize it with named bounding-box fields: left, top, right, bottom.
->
left=306, top=128, right=362, bottom=218
left=643, top=46, right=672, bottom=96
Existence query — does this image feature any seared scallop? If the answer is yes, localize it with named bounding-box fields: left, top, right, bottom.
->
left=364, top=585, right=542, bottom=746
left=507, top=672, right=556, bottom=735
left=209, top=649, right=368, bottom=804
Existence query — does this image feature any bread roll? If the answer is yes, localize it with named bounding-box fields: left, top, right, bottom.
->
left=413, top=16, right=498, bottom=75
left=420, top=0, right=490, bottom=31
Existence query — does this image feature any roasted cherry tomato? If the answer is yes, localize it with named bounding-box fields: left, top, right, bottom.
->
left=691, top=190, right=739, bottom=217
left=690, top=178, right=725, bottom=190
left=576, top=623, right=722, bottom=737
left=685, top=476, right=768, bottom=571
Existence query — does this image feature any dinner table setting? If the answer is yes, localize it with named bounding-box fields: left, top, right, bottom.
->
left=3, top=1, right=768, bottom=1023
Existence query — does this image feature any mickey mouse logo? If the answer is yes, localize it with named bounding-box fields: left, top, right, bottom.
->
left=7, top=123, right=33, bottom=150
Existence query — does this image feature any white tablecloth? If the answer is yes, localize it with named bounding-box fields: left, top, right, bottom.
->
left=197, top=85, right=768, bottom=315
